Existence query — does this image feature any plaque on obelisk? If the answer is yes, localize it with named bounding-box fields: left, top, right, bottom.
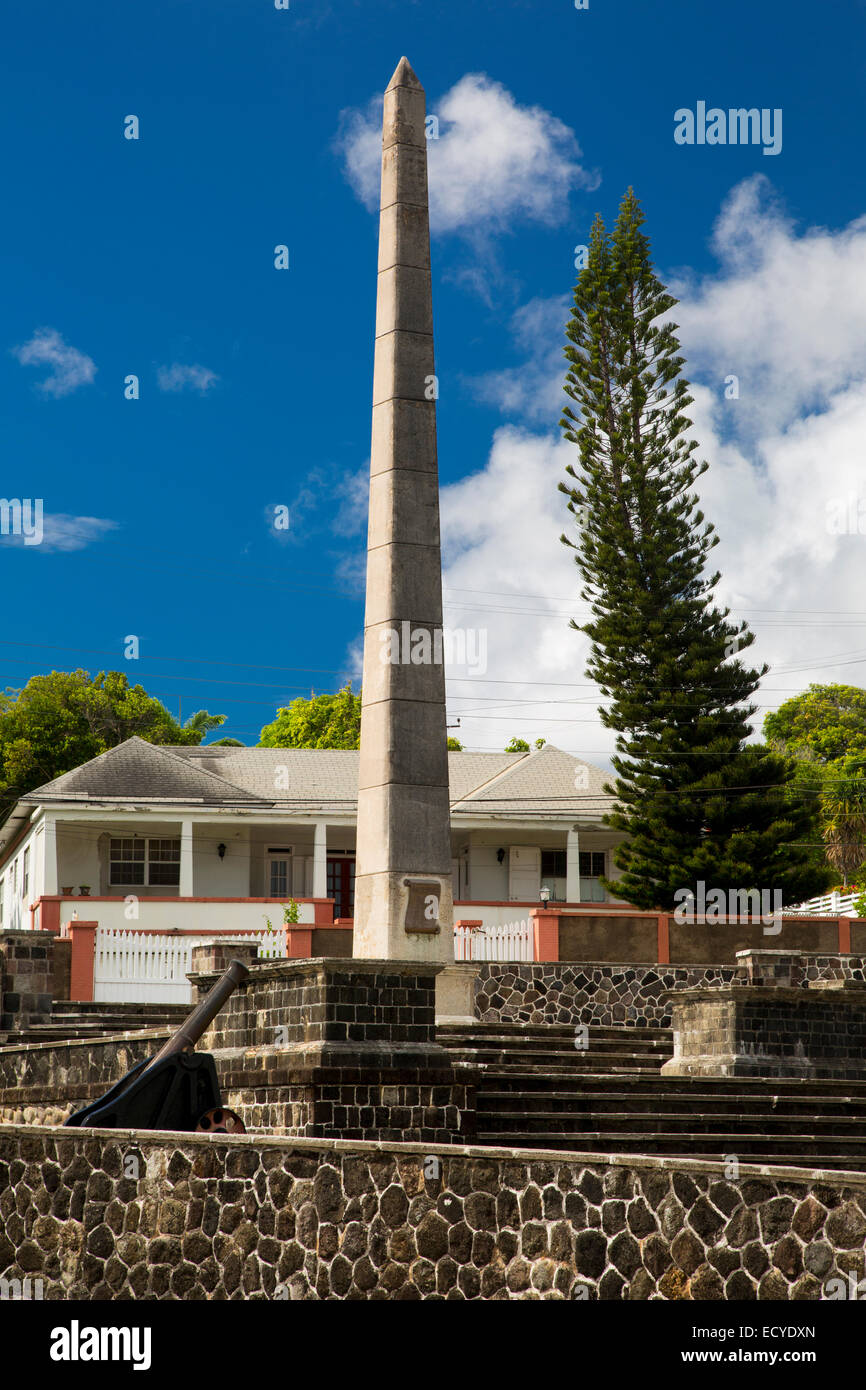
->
left=353, top=58, right=454, bottom=965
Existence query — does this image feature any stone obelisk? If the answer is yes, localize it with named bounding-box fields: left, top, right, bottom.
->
left=353, top=58, right=454, bottom=965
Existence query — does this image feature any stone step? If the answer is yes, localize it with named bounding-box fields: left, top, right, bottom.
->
left=439, top=1022, right=672, bottom=1076
left=0, top=998, right=187, bottom=1046
left=442, top=1020, right=866, bottom=1172
left=441, top=1035, right=671, bottom=1054
left=478, top=1107, right=866, bottom=1132
left=481, top=1069, right=866, bottom=1096
left=474, top=1134, right=866, bottom=1171
left=449, top=1051, right=666, bottom=1071
left=441, top=1041, right=672, bottom=1060
left=478, top=1089, right=866, bottom=1117
left=439, top=1023, right=670, bottom=1042
left=476, top=1128, right=866, bottom=1157
left=51, top=1000, right=188, bottom=1016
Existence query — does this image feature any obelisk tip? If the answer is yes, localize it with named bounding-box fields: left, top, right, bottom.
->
left=387, top=56, right=423, bottom=92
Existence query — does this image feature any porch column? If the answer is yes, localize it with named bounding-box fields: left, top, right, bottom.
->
left=313, top=821, right=327, bottom=900
left=42, top=812, right=58, bottom=896
left=180, top=819, right=194, bottom=897
left=566, top=826, right=581, bottom=903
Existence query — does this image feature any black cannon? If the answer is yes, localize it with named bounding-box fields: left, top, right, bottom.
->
left=65, top=958, right=249, bottom=1133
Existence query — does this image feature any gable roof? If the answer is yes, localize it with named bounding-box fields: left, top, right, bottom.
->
left=16, top=738, right=613, bottom=823
left=20, top=737, right=262, bottom=806
left=166, top=745, right=528, bottom=806
left=452, top=744, right=611, bottom=814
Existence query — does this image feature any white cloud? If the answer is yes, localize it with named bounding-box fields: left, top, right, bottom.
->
left=438, top=426, right=599, bottom=755
left=465, top=294, right=570, bottom=423
left=12, top=328, right=97, bottom=397
left=672, top=174, right=866, bottom=437
left=156, top=363, right=219, bottom=394
left=0, top=513, right=118, bottom=552
left=331, top=464, right=370, bottom=538
left=380, top=179, right=866, bottom=757
left=337, top=72, right=597, bottom=238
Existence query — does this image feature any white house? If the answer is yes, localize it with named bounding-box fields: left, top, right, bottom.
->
left=0, top=737, right=627, bottom=937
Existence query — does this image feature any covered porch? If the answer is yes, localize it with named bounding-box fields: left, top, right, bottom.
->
left=450, top=824, right=628, bottom=906
left=29, top=811, right=359, bottom=930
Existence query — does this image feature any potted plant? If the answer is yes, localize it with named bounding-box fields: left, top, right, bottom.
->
left=79, top=885, right=91, bottom=896
left=61, top=886, right=74, bottom=896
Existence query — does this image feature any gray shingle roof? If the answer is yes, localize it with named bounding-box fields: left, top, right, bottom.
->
left=453, top=744, right=611, bottom=814
left=22, top=738, right=613, bottom=818
left=173, top=747, right=361, bottom=804
left=21, top=738, right=262, bottom=805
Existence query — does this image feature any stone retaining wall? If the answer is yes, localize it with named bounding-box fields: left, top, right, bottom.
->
left=0, top=1031, right=171, bottom=1126
left=1, top=1125, right=865, bottom=1300
left=475, top=958, right=866, bottom=1028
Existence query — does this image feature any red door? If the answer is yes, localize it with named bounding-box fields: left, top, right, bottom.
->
left=327, top=858, right=355, bottom=918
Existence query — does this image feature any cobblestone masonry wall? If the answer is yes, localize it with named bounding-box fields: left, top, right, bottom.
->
left=474, top=958, right=866, bottom=1029
left=1, top=1126, right=865, bottom=1300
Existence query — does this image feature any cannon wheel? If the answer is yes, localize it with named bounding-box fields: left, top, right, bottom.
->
left=196, top=1107, right=246, bottom=1134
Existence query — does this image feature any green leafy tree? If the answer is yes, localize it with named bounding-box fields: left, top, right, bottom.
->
left=259, top=684, right=362, bottom=749
left=764, top=685, right=866, bottom=885
left=0, top=670, right=223, bottom=817
left=559, top=189, right=828, bottom=910
left=505, top=738, right=530, bottom=752
left=446, top=737, right=463, bottom=750
left=764, top=684, right=866, bottom=764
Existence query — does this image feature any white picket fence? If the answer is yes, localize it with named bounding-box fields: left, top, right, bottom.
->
left=93, top=928, right=288, bottom=1004
left=788, top=890, right=861, bottom=918
left=454, top=918, right=533, bottom=962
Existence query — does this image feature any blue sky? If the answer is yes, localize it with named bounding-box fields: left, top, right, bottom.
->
left=2, top=0, right=866, bottom=757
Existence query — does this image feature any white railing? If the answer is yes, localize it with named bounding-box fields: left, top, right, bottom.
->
left=788, top=890, right=862, bottom=918
left=454, top=917, right=533, bottom=962
left=93, top=928, right=287, bottom=1004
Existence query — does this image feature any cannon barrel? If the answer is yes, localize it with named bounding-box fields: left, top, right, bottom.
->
left=143, top=957, right=250, bottom=1072
left=64, top=956, right=251, bottom=1131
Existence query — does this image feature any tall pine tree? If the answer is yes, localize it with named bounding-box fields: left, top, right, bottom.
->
left=559, top=190, right=827, bottom=911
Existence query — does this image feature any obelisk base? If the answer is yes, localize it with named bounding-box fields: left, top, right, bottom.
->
left=353, top=871, right=455, bottom=964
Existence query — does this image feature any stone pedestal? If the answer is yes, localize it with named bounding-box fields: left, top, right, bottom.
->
left=435, top=962, right=480, bottom=1023
left=662, top=949, right=866, bottom=1080
left=189, top=938, right=259, bottom=983
left=193, top=956, right=476, bottom=1141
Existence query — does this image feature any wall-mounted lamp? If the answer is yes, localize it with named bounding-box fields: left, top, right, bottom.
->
left=217, top=843, right=226, bottom=860
left=496, top=848, right=505, bottom=864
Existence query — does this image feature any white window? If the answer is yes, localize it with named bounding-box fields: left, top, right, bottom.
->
left=579, top=850, right=607, bottom=903
left=109, top=837, right=180, bottom=887
left=267, top=848, right=293, bottom=897
left=22, top=848, right=29, bottom=898
left=148, top=839, right=182, bottom=886
left=541, top=849, right=567, bottom=903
